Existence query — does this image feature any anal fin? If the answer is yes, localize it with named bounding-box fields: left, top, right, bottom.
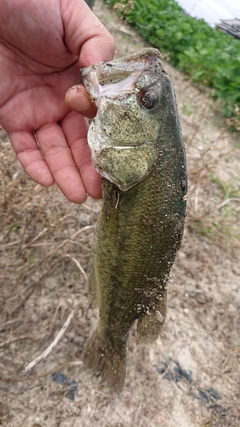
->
left=137, top=306, right=166, bottom=344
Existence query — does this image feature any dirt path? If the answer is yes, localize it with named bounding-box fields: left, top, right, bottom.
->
left=0, top=1, right=239, bottom=426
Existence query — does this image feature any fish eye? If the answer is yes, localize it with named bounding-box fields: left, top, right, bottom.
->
left=138, top=88, right=159, bottom=109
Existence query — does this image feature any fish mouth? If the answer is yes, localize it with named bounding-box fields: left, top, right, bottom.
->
left=81, top=48, right=161, bottom=107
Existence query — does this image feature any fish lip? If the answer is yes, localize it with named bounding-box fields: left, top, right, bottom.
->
left=81, top=48, right=162, bottom=107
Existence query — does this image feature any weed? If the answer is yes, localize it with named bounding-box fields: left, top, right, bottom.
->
left=211, top=174, right=240, bottom=199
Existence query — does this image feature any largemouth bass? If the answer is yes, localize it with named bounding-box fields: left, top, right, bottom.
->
left=81, top=48, right=187, bottom=392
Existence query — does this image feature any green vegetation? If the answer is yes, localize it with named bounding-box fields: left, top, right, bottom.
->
left=191, top=174, right=240, bottom=243
left=105, top=0, right=240, bottom=130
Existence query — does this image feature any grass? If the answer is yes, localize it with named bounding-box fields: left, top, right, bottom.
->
left=189, top=174, right=240, bottom=243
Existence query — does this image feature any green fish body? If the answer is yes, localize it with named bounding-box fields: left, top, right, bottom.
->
left=81, top=48, right=187, bottom=392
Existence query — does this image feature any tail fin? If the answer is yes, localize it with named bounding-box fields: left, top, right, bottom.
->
left=82, top=328, right=127, bottom=393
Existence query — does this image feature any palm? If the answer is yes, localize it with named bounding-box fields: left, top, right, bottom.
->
left=2, top=50, right=79, bottom=131
left=0, top=0, right=114, bottom=203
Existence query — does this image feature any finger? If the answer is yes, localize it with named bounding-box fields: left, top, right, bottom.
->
left=61, top=110, right=102, bottom=200
left=63, top=0, right=115, bottom=66
left=65, top=85, right=97, bottom=119
left=36, top=122, right=87, bottom=204
left=8, top=130, right=54, bottom=187
left=79, top=28, right=115, bottom=67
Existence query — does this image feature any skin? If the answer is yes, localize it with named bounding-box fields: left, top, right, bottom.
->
left=0, top=0, right=115, bottom=203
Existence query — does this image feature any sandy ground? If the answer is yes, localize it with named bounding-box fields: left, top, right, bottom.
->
left=0, top=1, right=240, bottom=426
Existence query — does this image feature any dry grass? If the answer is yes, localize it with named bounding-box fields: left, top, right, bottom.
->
left=0, top=1, right=240, bottom=425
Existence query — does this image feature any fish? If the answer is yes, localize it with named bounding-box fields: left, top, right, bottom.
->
left=81, top=48, right=187, bottom=392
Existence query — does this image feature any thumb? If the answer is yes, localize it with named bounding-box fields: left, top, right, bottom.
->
left=62, top=0, right=115, bottom=67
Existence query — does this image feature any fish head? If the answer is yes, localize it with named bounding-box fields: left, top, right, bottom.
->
left=82, top=48, right=176, bottom=191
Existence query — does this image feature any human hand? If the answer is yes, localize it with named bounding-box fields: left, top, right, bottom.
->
left=0, top=0, right=115, bottom=203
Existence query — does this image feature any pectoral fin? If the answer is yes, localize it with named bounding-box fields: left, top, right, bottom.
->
left=88, top=264, right=98, bottom=307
